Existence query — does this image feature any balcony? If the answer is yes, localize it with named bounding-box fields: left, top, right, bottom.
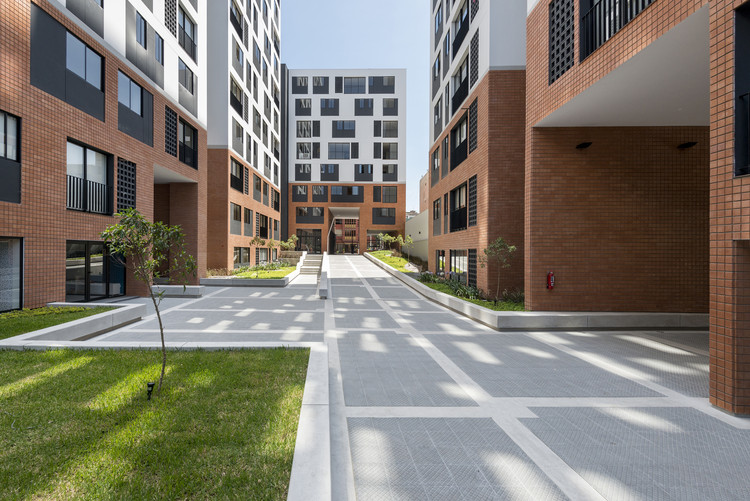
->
left=452, top=77, right=468, bottom=115
left=450, top=207, right=467, bottom=232
left=230, top=10, right=243, bottom=39
left=67, top=175, right=111, bottom=214
left=178, top=26, right=196, bottom=61
left=581, top=0, right=655, bottom=60
left=452, top=17, right=469, bottom=58
left=230, top=93, right=243, bottom=116
left=179, top=143, right=197, bottom=169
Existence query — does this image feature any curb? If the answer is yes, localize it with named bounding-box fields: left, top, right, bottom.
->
left=363, top=253, right=709, bottom=330
left=0, top=302, right=147, bottom=344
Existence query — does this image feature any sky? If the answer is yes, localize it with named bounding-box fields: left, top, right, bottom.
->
left=281, top=0, right=430, bottom=212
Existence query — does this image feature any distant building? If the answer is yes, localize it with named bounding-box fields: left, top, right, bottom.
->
left=419, top=170, right=429, bottom=213
left=284, top=69, right=407, bottom=254
left=405, top=210, right=419, bottom=220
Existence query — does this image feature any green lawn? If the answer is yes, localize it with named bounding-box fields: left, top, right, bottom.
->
left=234, top=266, right=296, bottom=279
left=368, top=251, right=411, bottom=272
left=0, top=348, right=309, bottom=500
left=422, top=282, right=525, bottom=311
left=0, top=307, right=114, bottom=340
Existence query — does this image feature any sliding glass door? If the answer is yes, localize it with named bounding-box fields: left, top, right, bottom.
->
left=65, top=241, right=125, bottom=302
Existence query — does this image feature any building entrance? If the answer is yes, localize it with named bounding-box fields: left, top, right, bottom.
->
left=296, top=229, right=322, bottom=254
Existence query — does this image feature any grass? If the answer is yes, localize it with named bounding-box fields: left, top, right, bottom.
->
left=0, top=348, right=309, bottom=500
left=0, top=307, right=114, bottom=340
left=234, top=266, right=296, bottom=279
left=422, top=282, right=525, bottom=311
left=368, top=250, right=411, bottom=272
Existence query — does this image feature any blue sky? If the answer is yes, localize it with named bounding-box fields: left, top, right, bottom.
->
left=281, top=0, right=430, bottom=212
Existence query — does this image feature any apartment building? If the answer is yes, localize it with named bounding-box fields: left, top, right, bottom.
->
left=525, top=0, right=749, bottom=414
left=284, top=69, right=407, bottom=254
left=427, top=0, right=526, bottom=295
left=0, top=0, right=207, bottom=311
left=206, top=0, right=283, bottom=270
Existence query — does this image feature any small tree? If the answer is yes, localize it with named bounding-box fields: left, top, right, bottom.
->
left=379, top=233, right=396, bottom=251
left=479, top=237, right=517, bottom=303
left=279, top=234, right=299, bottom=251
left=250, top=235, right=266, bottom=249
left=401, top=235, right=415, bottom=261
left=101, top=208, right=196, bottom=392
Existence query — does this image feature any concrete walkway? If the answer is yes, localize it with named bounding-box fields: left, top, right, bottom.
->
left=325, top=256, right=750, bottom=501
left=6, top=255, right=750, bottom=500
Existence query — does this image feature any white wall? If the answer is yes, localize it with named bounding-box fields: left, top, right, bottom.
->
left=287, top=68, right=407, bottom=185
left=405, top=210, right=429, bottom=261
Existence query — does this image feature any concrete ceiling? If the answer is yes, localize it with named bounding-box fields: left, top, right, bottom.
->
left=534, top=6, right=709, bottom=127
left=329, top=207, right=361, bottom=219
left=153, top=164, right=198, bottom=184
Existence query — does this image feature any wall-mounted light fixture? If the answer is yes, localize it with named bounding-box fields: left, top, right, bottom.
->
left=575, top=142, right=593, bottom=149
left=677, top=141, right=697, bottom=149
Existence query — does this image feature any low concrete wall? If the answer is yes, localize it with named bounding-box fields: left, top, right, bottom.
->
left=151, top=285, right=205, bottom=298
left=200, top=253, right=306, bottom=287
left=364, top=253, right=708, bottom=330
left=318, top=253, right=330, bottom=299
left=0, top=302, right=147, bottom=344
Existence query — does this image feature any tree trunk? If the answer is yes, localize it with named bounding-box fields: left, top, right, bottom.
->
left=150, top=291, right=167, bottom=392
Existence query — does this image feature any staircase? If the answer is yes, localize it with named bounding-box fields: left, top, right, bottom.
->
left=300, top=254, right=322, bottom=275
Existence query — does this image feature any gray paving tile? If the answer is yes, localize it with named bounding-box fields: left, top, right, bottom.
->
left=333, top=310, right=401, bottom=330
left=371, top=287, right=420, bottom=300
left=426, top=333, right=659, bottom=398
left=186, top=297, right=324, bottom=310
left=211, top=287, right=318, bottom=298
left=333, top=298, right=383, bottom=310
left=398, top=312, right=494, bottom=332
left=135, top=309, right=325, bottom=332
left=332, top=285, right=373, bottom=299
left=103, top=330, right=323, bottom=343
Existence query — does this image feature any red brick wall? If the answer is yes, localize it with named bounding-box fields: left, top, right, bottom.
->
left=419, top=172, right=429, bottom=213
left=287, top=183, right=406, bottom=254
left=206, top=149, right=283, bottom=270
left=710, top=0, right=750, bottom=414
left=527, top=126, right=708, bottom=312
left=428, top=70, right=526, bottom=295
left=0, top=0, right=207, bottom=306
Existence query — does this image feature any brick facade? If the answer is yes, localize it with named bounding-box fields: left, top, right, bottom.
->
left=0, top=0, right=207, bottom=308
left=428, top=70, right=526, bottom=296
left=206, top=148, right=283, bottom=270
left=287, top=183, right=406, bottom=254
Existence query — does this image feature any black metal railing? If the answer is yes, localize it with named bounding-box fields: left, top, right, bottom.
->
left=450, top=207, right=467, bottom=232
left=230, top=93, right=243, bottom=116
left=178, top=26, right=196, bottom=61
left=230, top=10, right=243, bottom=38
left=580, top=0, right=654, bottom=60
left=452, top=16, right=469, bottom=58
left=179, top=143, right=197, bottom=169
left=230, top=174, right=243, bottom=192
left=738, top=93, right=750, bottom=177
left=452, top=77, right=469, bottom=115
left=451, top=140, right=468, bottom=170
left=67, top=175, right=110, bottom=214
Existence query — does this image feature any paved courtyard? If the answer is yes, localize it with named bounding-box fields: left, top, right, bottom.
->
left=11, top=255, right=750, bottom=500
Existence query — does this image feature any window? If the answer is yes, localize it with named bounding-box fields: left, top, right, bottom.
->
left=383, top=164, right=398, bottom=181
left=344, top=77, right=366, bottom=93
left=66, top=141, right=111, bottom=214
left=230, top=78, right=243, bottom=115
left=737, top=4, right=750, bottom=176
left=355, top=98, right=373, bottom=116
left=155, top=32, right=164, bottom=65
left=372, top=207, right=396, bottom=224
left=178, top=7, right=196, bottom=61
left=373, top=186, right=381, bottom=202
left=295, top=163, right=311, bottom=181
left=66, top=32, right=102, bottom=89
left=356, top=164, right=372, bottom=174
left=383, top=143, right=398, bottom=160
left=328, top=143, right=350, bottom=159
left=368, top=76, right=395, bottom=94
left=321, top=98, right=339, bottom=115
left=451, top=115, right=468, bottom=170
left=293, top=185, right=308, bottom=202
left=383, top=121, right=398, bottom=138
left=234, top=247, right=251, bottom=268
left=313, top=76, right=329, bottom=93
left=382, top=186, right=397, bottom=203
left=244, top=208, right=253, bottom=236
left=178, top=58, right=194, bottom=94
left=450, top=249, right=468, bottom=284
left=179, top=119, right=197, bottom=168
left=118, top=72, right=142, bottom=115
left=433, top=198, right=442, bottom=236
left=383, top=98, right=398, bottom=116
left=431, top=147, right=440, bottom=186
left=321, top=164, right=339, bottom=181
left=332, top=120, right=355, bottom=137
left=296, top=98, right=312, bottom=116
left=297, top=142, right=311, bottom=159
left=450, top=183, right=467, bottom=232
left=136, top=12, right=147, bottom=48
left=0, top=111, right=19, bottom=162
left=297, top=120, right=312, bottom=138
left=442, top=136, right=450, bottom=177
left=435, top=3, right=443, bottom=35
left=230, top=202, right=242, bottom=235
left=312, top=185, right=327, bottom=201
left=230, top=158, right=243, bottom=192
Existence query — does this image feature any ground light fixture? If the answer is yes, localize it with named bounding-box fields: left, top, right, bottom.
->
left=576, top=142, right=593, bottom=149
left=677, top=141, right=698, bottom=149
left=147, top=382, right=155, bottom=400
